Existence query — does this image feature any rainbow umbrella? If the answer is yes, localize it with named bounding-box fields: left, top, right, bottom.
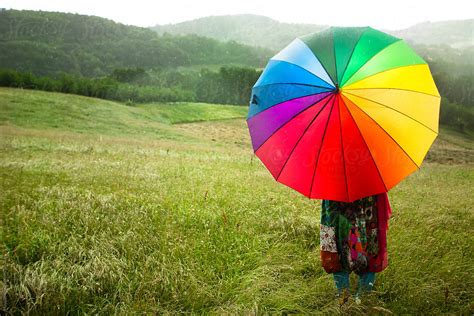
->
left=247, top=27, right=440, bottom=202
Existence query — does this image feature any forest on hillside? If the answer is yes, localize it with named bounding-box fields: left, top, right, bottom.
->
left=0, top=10, right=271, bottom=76
left=0, top=9, right=473, bottom=133
left=152, top=15, right=474, bottom=50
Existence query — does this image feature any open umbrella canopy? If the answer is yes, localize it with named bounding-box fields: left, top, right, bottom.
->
left=247, top=27, right=440, bottom=202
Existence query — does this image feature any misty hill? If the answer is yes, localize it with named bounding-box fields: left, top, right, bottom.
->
left=0, top=10, right=272, bottom=77
left=391, top=19, right=474, bottom=49
left=151, top=15, right=473, bottom=50
left=151, top=14, right=327, bottom=50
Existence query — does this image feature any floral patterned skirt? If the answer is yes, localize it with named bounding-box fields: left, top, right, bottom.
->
left=320, top=193, right=391, bottom=274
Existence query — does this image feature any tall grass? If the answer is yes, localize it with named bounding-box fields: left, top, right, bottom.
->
left=1, top=88, right=473, bottom=314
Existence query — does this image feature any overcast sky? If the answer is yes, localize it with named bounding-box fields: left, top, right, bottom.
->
left=2, top=0, right=473, bottom=30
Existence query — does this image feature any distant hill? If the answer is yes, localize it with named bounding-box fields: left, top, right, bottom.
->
left=390, top=19, right=474, bottom=49
left=0, top=10, right=272, bottom=77
left=151, top=15, right=474, bottom=50
left=151, top=14, right=327, bottom=50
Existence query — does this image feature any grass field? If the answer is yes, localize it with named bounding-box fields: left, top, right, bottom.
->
left=1, top=88, right=473, bottom=314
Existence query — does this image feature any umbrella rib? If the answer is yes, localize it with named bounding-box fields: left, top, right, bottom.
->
left=256, top=60, right=336, bottom=89
left=247, top=86, right=332, bottom=120
left=337, top=98, right=350, bottom=201
left=343, top=87, right=440, bottom=98
left=343, top=96, right=421, bottom=170
left=309, top=97, right=336, bottom=198
left=253, top=81, right=334, bottom=90
left=251, top=94, right=332, bottom=153
left=340, top=39, right=402, bottom=87
left=270, top=58, right=336, bottom=88
left=301, top=37, right=336, bottom=88
left=338, top=27, right=369, bottom=85
left=340, top=98, right=389, bottom=193
left=333, top=28, right=338, bottom=86
left=343, top=91, right=439, bottom=135
left=275, top=95, right=335, bottom=182
left=313, top=60, right=335, bottom=88
left=341, top=63, right=430, bottom=90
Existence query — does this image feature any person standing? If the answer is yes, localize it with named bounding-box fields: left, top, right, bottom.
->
left=320, top=193, right=392, bottom=304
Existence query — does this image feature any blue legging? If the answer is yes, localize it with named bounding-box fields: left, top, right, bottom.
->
left=333, top=271, right=375, bottom=294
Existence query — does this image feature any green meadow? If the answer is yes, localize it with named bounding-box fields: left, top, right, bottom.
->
left=1, top=87, right=473, bottom=314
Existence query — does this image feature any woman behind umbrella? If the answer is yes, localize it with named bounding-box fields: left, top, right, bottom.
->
left=320, top=193, right=392, bottom=304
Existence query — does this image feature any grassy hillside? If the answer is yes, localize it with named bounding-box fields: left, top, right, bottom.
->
left=0, top=88, right=247, bottom=139
left=1, top=88, right=473, bottom=314
left=0, top=10, right=272, bottom=77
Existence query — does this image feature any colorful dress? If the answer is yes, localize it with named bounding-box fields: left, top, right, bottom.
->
left=320, top=193, right=391, bottom=274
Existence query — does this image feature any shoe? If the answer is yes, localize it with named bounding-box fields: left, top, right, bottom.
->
left=336, top=289, right=350, bottom=305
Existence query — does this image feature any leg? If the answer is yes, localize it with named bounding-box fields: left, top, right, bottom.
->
left=356, top=272, right=376, bottom=295
left=333, top=271, right=350, bottom=292
left=333, top=271, right=350, bottom=304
